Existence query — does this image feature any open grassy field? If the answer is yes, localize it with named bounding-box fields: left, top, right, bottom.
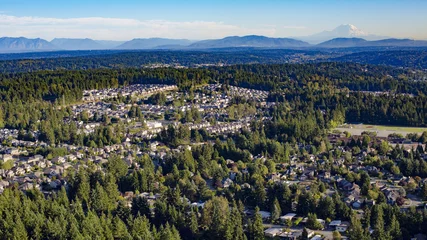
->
left=335, top=124, right=427, bottom=137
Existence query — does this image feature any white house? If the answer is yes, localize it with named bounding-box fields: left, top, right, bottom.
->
left=264, top=228, right=283, bottom=238
left=280, top=213, right=297, bottom=223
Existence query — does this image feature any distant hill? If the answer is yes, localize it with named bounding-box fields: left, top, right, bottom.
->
left=316, top=38, right=368, bottom=48
left=298, top=24, right=386, bottom=44
left=332, top=50, right=427, bottom=69
left=116, top=38, right=193, bottom=49
left=95, top=40, right=126, bottom=49
left=317, top=38, right=427, bottom=48
left=51, top=38, right=106, bottom=50
left=189, top=35, right=311, bottom=49
left=0, top=37, right=57, bottom=52
left=367, top=38, right=427, bottom=47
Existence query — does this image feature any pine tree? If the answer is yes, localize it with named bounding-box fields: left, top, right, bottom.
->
left=224, top=209, right=234, bottom=240
left=76, top=169, right=90, bottom=207
left=387, top=214, right=401, bottom=240
left=132, top=196, right=151, bottom=218
left=100, top=214, right=114, bottom=240
left=317, top=196, right=335, bottom=220
left=81, top=211, right=104, bottom=239
left=115, top=200, right=131, bottom=222
left=279, top=184, right=292, bottom=213
left=307, top=213, right=323, bottom=230
left=104, top=174, right=120, bottom=210
left=271, top=198, right=281, bottom=223
left=170, top=225, right=181, bottom=240
left=371, top=205, right=384, bottom=230
left=107, top=155, right=129, bottom=179
left=231, top=201, right=246, bottom=240
left=159, top=223, right=173, bottom=240
left=113, top=216, right=132, bottom=240
left=333, top=230, right=342, bottom=240
left=90, top=182, right=109, bottom=214
left=361, top=207, right=371, bottom=230
left=421, top=184, right=427, bottom=200
left=349, top=215, right=368, bottom=240
left=250, top=207, right=264, bottom=240
left=372, top=219, right=387, bottom=240
left=56, top=186, right=70, bottom=207
left=189, top=209, right=199, bottom=236
left=12, top=218, right=28, bottom=240
left=131, top=216, right=153, bottom=240
left=68, top=219, right=85, bottom=240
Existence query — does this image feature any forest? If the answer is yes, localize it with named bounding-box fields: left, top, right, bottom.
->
left=0, top=48, right=427, bottom=73
left=0, top=62, right=426, bottom=134
left=1, top=61, right=427, bottom=239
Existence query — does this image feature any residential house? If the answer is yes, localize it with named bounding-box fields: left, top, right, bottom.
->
left=280, top=213, right=297, bottom=223
left=336, top=222, right=350, bottom=232
left=264, top=228, right=283, bottom=238
left=52, top=156, right=66, bottom=164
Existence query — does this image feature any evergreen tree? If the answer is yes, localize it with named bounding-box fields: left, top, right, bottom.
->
left=333, top=230, right=342, bottom=240
left=170, top=225, right=181, bottom=240
left=90, top=182, right=110, bottom=214
left=131, top=216, right=153, bottom=240
left=250, top=207, right=264, bottom=240
left=387, top=214, right=401, bottom=240
left=188, top=209, right=199, bottom=237
left=279, top=184, right=292, bottom=213
left=159, top=223, right=173, bottom=240
left=107, top=155, right=129, bottom=179
left=421, top=184, right=427, bottom=200
left=306, top=213, right=323, bottom=230
left=270, top=198, right=281, bottom=222
left=75, top=169, right=91, bottom=206
left=317, top=196, right=335, bottom=220
left=113, top=216, right=132, bottom=239
left=231, top=201, right=246, bottom=240
left=12, top=218, right=28, bottom=240
left=132, top=196, right=151, bottom=218
left=349, top=215, right=368, bottom=240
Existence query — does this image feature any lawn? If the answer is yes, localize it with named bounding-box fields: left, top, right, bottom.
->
left=335, top=124, right=427, bottom=137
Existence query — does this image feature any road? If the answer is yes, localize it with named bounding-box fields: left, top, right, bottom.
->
left=405, top=193, right=424, bottom=208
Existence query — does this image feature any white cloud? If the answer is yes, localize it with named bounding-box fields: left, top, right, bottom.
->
left=0, top=14, right=277, bottom=40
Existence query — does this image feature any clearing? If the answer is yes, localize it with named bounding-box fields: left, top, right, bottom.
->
left=335, top=124, right=427, bottom=137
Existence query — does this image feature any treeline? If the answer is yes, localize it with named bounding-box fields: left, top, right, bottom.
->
left=0, top=62, right=424, bottom=104
left=0, top=49, right=319, bottom=73
left=1, top=49, right=427, bottom=74
left=333, top=50, right=427, bottom=69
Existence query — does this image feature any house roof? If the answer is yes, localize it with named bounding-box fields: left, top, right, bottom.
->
left=329, top=220, right=342, bottom=226
left=280, top=213, right=297, bottom=220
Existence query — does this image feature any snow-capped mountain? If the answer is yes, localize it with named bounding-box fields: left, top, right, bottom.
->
left=330, top=24, right=367, bottom=37
left=298, top=24, right=387, bottom=44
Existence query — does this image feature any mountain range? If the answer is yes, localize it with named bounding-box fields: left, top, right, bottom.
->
left=188, top=35, right=310, bottom=49
left=316, top=38, right=427, bottom=48
left=0, top=37, right=56, bottom=52
left=116, top=38, right=193, bottom=49
left=0, top=25, right=426, bottom=52
left=296, top=24, right=387, bottom=44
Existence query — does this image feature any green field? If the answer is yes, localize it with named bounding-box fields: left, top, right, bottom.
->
left=335, top=124, right=427, bottom=137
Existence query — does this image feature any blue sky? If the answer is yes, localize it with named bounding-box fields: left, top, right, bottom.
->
left=0, top=0, right=426, bottom=40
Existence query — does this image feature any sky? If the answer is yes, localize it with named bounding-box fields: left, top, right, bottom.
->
left=0, top=0, right=426, bottom=41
